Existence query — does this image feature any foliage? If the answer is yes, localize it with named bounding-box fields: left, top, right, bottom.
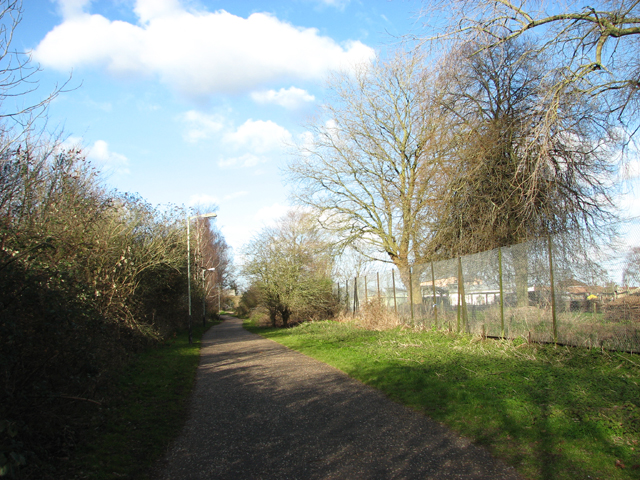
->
left=235, top=284, right=261, bottom=318
left=242, top=210, right=336, bottom=327
left=0, top=2, right=227, bottom=476
left=0, top=141, right=197, bottom=478
left=248, top=320, right=640, bottom=480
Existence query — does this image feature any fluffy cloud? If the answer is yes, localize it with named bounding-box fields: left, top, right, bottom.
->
left=179, top=110, right=224, bottom=143
left=57, top=0, right=92, bottom=18
left=87, top=140, right=130, bottom=175
left=218, top=153, right=264, bottom=169
left=316, top=0, right=351, bottom=10
left=622, top=160, right=640, bottom=180
left=251, top=87, right=316, bottom=109
left=223, top=119, right=292, bottom=153
left=254, top=203, right=291, bottom=225
left=223, top=191, right=249, bottom=201
left=34, top=1, right=375, bottom=98
left=188, top=193, right=219, bottom=207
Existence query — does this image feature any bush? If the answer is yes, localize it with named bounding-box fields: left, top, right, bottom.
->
left=0, top=143, right=194, bottom=478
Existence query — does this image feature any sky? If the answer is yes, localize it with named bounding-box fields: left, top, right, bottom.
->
left=11, top=0, right=640, bottom=269
left=14, top=0, right=422, bottom=256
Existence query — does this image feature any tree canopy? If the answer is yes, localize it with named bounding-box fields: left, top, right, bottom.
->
left=242, top=210, right=335, bottom=326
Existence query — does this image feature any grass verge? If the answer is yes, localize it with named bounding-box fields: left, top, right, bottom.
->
left=65, top=318, right=220, bottom=480
left=245, top=319, right=640, bottom=480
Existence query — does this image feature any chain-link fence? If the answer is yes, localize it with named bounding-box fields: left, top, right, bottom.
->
left=335, top=220, right=640, bottom=353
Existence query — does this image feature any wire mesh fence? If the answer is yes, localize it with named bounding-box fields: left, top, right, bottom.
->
left=335, top=220, right=640, bottom=353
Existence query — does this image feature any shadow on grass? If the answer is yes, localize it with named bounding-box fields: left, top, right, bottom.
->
left=252, top=322, right=640, bottom=480
left=66, top=318, right=221, bottom=480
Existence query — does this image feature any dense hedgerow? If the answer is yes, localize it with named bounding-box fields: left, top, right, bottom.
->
left=0, top=142, right=202, bottom=478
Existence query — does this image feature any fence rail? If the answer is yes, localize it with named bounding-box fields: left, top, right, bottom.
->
left=335, top=222, right=640, bottom=353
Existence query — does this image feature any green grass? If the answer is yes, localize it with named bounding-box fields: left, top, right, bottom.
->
left=66, top=319, right=220, bottom=480
left=245, top=319, right=640, bottom=480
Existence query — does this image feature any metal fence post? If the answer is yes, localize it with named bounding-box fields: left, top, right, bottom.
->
left=409, top=266, right=415, bottom=323
left=353, top=276, right=359, bottom=314
left=457, top=258, right=461, bottom=333
left=499, top=246, right=505, bottom=339
left=364, top=275, right=368, bottom=303
left=548, top=236, right=558, bottom=344
left=457, top=257, right=468, bottom=333
left=431, top=260, right=438, bottom=328
left=392, top=269, right=397, bottom=314
left=345, top=278, right=350, bottom=314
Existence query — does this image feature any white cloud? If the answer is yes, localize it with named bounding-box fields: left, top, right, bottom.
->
left=254, top=203, right=291, bottom=225
left=224, top=191, right=249, bottom=201
left=57, top=0, right=92, bottom=18
left=616, top=190, right=640, bottom=218
left=34, top=1, right=375, bottom=98
left=223, top=119, right=292, bottom=153
left=316, top=0, right=351, bottom=10
left=622, top=160, right=640, bottom=180
left=188, top=194, right=219, bottom=207
left=134, top=0, right=182, bottom=24
left=86, top=140, right=130, bottom=175
left=296, top=130, right=315, bottom=154
left=251, top=87, right=315, bottom=109
left=218, top=153, right=264, bottom=169
left=179, top=110, right=224, bottom=143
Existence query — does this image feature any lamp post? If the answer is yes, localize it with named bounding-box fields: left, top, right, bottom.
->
left=201, top=266, right=216, bottom=327
left=209, top=265, right=222, bottom=316
left=187, top=211, right=217, bottom=344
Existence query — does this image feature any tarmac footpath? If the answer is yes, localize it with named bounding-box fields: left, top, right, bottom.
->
left=155, top=316, right=522, bottom=480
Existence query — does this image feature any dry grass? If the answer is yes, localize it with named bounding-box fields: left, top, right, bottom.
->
left=336, top=298, right=403, bottom=331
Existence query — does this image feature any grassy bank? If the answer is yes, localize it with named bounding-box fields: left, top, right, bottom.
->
left=245, top=319, right=640, bottom=480
left=63, top=319, right=220, bottom=480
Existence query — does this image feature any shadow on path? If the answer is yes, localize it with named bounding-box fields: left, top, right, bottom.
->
left=156, top=316, right=522, bottom=479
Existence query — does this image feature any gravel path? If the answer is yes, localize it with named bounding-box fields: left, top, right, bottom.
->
left=155, top=316, right=522, bottom=479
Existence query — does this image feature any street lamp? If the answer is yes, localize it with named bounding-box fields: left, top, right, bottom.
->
left=207, top=264, right=222, bottom=316
left=201, top=266, right=216, bottom=327
left=187, top=211, right=217, bottom=344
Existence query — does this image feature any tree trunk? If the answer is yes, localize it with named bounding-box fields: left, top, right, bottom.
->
left=280, top=307, right=291, bottom=328
left=395, top=262, right=425, bottom=306
left=268, top=307, right=277, bottom=327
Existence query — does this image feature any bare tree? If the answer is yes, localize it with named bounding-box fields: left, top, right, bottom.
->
left=622, top=246, right=640, bottom=287
left=419, top=0, right=640, bottom=137
left=242, top=210, right=334, bottom=327
left=193, top=215, right=233, bottom=317
left=432, top=39, right=617, bottom=304
left=433, top=39, right=617, bottom=255
left=0, top=1, right=70, bottom=149
left=287, top=50, right=448, bottom=302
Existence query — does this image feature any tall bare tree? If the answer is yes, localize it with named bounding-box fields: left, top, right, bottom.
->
left=432, top=39, right=618, bottom=304
left=287, top=51, right=448, bottom=302
left=432, top=39, right=617, bottom=256
left=193, top=215, right=232, bottom=316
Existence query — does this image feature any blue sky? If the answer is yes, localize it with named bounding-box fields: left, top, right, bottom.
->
left=15, top=0, right=422, bottom=254
left=14, top=0, right=640, bottom=262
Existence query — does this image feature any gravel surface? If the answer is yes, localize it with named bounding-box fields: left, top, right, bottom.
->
left=155, top=316, right=523, bottom=479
